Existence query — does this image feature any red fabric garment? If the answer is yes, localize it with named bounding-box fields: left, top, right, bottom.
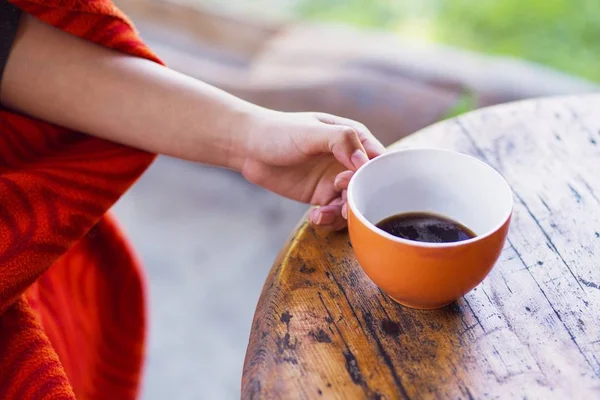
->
left=0, top=1, right=162, bottom=398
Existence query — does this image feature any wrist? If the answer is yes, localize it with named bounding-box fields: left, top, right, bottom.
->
left=224, top=104, right=271, bottom=172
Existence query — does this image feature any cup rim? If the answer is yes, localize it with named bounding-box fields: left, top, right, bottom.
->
left=347, top=148, right=514, bottom=248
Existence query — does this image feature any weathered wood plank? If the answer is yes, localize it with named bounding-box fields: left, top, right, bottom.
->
left=242, top=95, right=600, bottom=399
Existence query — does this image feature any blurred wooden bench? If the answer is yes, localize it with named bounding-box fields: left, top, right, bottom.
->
left=116, top=0, right=599, bottom=145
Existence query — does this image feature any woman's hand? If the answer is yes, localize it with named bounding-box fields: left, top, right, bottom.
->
left=2, top=15, right=383, bottom=230
left=239, top=109, right=385, bottom=230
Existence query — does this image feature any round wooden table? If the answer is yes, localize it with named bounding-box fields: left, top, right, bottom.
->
left=242, top=95, right=600, bottom=399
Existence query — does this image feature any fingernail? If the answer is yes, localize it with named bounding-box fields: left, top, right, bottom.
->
left=316, top=211, right=335, bottom=225
left=308, top=208, right=319, bottom=223
left=334, top=175, right=347, bottom=190
left=342, top=204, right=348, bottom=219
left=351, top=150, right=369, bottom=170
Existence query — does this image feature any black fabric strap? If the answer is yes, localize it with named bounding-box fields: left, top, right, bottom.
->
left=0, top=1, right=22, bottom=90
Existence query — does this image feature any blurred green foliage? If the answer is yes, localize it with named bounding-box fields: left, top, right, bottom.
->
left=297, top=0, right=600, bottom=82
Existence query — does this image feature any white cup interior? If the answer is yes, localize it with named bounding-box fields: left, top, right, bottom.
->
left=348, top=148, right=513, bottom=246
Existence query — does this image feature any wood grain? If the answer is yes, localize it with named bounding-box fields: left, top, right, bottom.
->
left=242, top=95, right=600, bottom=399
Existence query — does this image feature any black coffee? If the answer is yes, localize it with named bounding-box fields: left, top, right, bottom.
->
left=376, top=212, right=476, bottom=243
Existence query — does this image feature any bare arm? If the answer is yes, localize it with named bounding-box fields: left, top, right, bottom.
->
left=1, top=14, right=254, bottom=170
left=1, top=13, right=385, bottom=229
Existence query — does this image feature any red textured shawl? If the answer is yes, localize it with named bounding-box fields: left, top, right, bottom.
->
left=0, top=1, right=162, bottom=398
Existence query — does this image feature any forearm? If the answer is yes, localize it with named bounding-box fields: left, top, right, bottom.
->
left=0, top=14, right=256, bottom=170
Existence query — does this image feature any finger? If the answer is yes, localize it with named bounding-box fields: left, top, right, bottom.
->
left=309, top=205, right=344, bottom=228
left=328, top=125, right=369, bottom=171
left=330, top=194, right=349, bottom=230
left=308, top=198, right=347, bottom=230
left=361, top=138, right=386, bottom=160
left=308, top=206, right=336, bottom=226
left=315, top=113, right=386, bottom=159
left=334, top=170, right=354, bottom=191
left=340, top=190, right=348, bottom=219
left=301, top=120, right=368, bottom=171
left=308, top=197, right=342, bottom=223
left=319, top=203, right=348, bottom=231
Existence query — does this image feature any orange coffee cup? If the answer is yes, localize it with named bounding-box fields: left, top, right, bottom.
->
left=347, top=148, right=513, bottom=309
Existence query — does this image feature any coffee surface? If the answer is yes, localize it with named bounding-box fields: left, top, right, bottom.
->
left=376, top=212, right=476, bottom=243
